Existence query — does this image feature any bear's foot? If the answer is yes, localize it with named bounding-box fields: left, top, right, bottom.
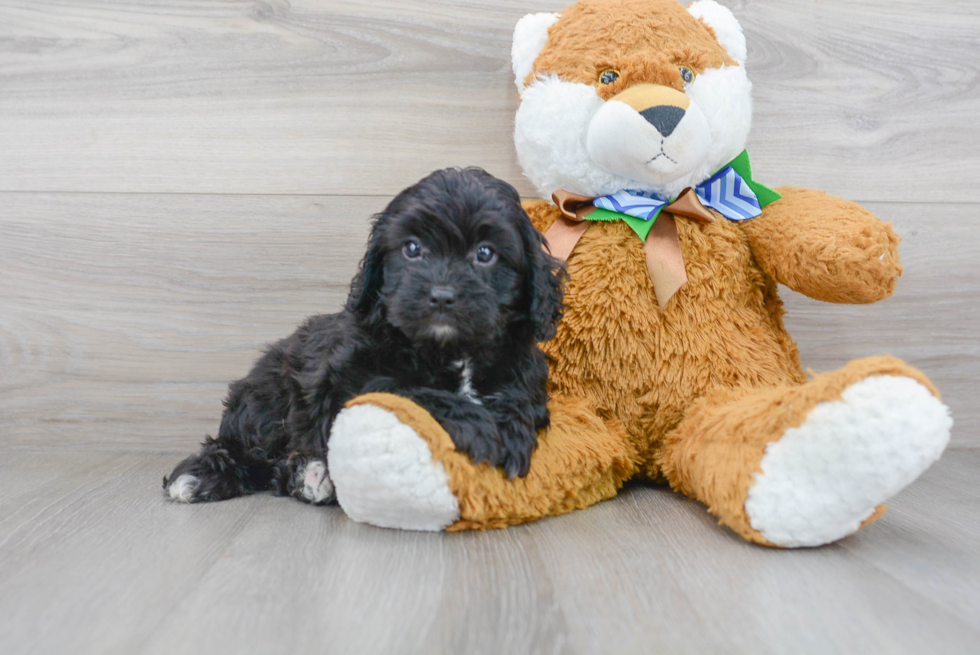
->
left=660, top=356, right=953, bottom=548
left=329, top=400, right=460, bottom=531
left=328, top=393, right=635, bottom=531
left=744, top=375, right=951, bottom=547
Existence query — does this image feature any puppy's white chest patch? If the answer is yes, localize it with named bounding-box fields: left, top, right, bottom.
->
left=451, top=358, right=482, bottom=405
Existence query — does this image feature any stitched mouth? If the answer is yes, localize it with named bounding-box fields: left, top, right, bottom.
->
left=646, top=139, right=677, bottom=165
left=646, top=151, right=677, bottom=165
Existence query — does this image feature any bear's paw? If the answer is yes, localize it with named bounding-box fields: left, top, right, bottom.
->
left=745, top=375, right=952, bottom=547
left=328, top=403, right=460, bottom=531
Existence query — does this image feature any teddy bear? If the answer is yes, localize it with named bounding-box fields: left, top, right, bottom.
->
left=323, top=0, right=953, bottom=547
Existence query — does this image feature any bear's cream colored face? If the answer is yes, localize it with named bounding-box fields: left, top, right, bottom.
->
left=513, top=0, right=753, bottom=200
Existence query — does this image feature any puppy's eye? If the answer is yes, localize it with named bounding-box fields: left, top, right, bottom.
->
left=679, top=66, right=694, bottom=84
left=402, top=239, right=422, bottom=259
left=598, top=69, right=620, bottom=85
left=474, top=245, right=496, bottom=265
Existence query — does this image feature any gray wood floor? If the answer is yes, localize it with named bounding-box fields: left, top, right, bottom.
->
left=1, top=1, right=978, bottom=653
left=0, top=449, right=978, bottom=655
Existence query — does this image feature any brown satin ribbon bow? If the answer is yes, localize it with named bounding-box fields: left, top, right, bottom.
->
left=545, top=188, right=715, bottom=310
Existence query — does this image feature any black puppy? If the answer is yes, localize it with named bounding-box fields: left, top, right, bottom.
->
left=164, top=168, right=564, bottom=506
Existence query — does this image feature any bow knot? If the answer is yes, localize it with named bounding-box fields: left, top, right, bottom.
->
left=544, top=150, right=781, bottom=310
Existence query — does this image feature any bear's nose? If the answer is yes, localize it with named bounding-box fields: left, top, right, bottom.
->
left=640, top=105, right=686, bottom=137
left=429, top=285, right=456, bottom=309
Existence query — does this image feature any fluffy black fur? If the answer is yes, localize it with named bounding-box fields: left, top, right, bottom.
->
left=163, top=168, right=565, bottom=505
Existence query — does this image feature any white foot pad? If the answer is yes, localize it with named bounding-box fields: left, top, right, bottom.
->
left=745, top=375, right=952, bottom=547
left=328, top=404, right=461, bottom=531
left=299, top=460, right=335, bottom=505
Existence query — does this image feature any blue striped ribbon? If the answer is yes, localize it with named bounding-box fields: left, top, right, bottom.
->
left=592, top=165, right=762, bottom=224
left=593, top=188, right=667, bottom=221
left=694, top=165, right=762, bottom=221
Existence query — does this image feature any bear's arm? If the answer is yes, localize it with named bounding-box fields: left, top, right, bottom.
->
left=738, top=187, right=903, bottom=304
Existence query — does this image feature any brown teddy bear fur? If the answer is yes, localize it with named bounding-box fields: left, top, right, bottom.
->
left=526, top=186, right=906, bottom=482
left=526, top=0, right=735, bottom=93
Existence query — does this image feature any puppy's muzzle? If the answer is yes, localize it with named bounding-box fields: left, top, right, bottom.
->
left=428, top=285, right=456, bottom=310
left=610, top=84, right=690, bottom=138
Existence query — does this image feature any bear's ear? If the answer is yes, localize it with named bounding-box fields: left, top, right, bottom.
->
left=688, top=0, right=747, bottom=66
left=512, top=12, right=560, bottom=93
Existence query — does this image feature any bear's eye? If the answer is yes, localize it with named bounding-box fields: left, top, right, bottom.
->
left=474, top=244, right=497, bottom=265
left=402, top=239, right=422, bottom=259
left=598, top=69, right=620, bottom=85
left=679, top=66, right=694, bottom=84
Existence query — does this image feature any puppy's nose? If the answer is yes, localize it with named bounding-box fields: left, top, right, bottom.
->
left=428, top=285, right=456, bottom=309
left=640, top=105, right=685, bottom=137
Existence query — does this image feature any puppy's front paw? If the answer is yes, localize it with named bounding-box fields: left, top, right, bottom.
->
left=442, top=418, right=503, bottom=471
left=445, top=415, right=538, bottom=478
left=400, top=388, right=506, bottom=473
left=497, top=422, right=538, bottom=479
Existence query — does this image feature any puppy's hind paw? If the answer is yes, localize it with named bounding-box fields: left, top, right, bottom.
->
left=296, top=459, right=335, bottom=505
left=165, top=474, right=201, bottom=503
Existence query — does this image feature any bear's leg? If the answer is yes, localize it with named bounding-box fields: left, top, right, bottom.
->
left=657, top=356, right=952, bottom=547
left=328, top=393, right=636, bottom=531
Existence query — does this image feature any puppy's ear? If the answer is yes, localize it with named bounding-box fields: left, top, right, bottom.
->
left=519, top=212, right=565, bottom=342
left=345, top=221, right=386, bottom=320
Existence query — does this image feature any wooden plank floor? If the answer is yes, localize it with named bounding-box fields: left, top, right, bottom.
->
left=1, top=0, right=978, bottom=201
left=0, top=450, right=977, bottom=655
left=1, top=1, right=978, bottom=653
